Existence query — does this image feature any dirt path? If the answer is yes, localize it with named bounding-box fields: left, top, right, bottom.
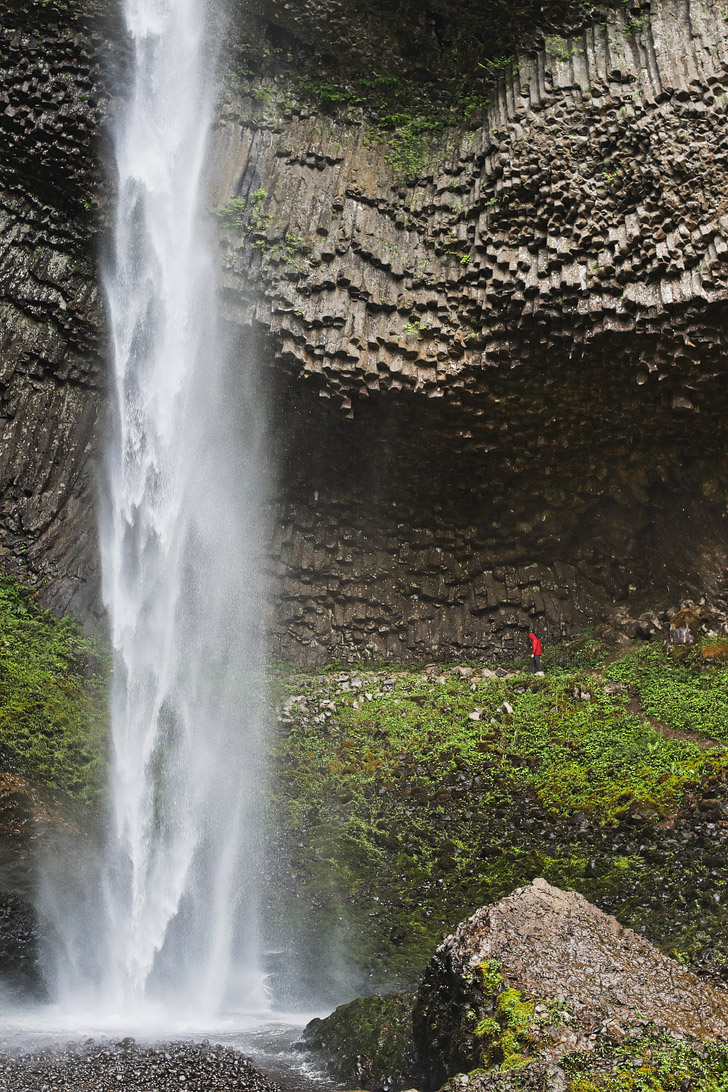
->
left=591, top=649, right=726, bottom=750
left=624, top=695, right=725, bottom=749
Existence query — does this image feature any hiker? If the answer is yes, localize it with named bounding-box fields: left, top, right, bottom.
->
left=529, top=632, right=544, bottom=675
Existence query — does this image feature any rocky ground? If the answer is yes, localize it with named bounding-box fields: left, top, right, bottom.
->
left=0, top=1039, right=281, bottom=1092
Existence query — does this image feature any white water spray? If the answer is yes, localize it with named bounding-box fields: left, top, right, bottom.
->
left=43, top=0, right=269, bottom=1020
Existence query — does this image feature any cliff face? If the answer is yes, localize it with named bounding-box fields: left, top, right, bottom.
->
left=0, top=0, right=110, bottom=621
left=2, top=0, right=728, bottom=660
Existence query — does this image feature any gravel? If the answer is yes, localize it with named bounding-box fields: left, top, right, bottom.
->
left=0, top=1038, right=283, bottom=1092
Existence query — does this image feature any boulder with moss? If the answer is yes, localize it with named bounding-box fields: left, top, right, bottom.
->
left=413, top=879, right=728, bottom=1088
left=300, top=992, right=420, bottom=1091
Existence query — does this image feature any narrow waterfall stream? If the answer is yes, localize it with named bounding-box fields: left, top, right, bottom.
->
left=41, top=0, right=271, bottom=1024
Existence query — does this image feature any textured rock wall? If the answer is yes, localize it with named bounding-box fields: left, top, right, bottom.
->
left=212, top=0, right=728, bottom=661
left=2, top=0, right=728, bottom=660
left=0, top=0, right=111, bottom=620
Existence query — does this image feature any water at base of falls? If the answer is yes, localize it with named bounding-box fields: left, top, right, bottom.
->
left=0, top=1009, right=336, bottom=1092
left=36, top=0, right=271, bottom=1022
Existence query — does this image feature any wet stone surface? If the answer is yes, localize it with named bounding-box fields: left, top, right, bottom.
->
left=0, top=1039, right=282, bottom=1092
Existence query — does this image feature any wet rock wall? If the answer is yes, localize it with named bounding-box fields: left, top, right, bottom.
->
left=0, top=0, right=111, bottom=620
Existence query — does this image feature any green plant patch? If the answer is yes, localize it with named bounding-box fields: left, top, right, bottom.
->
left=475, top=984, right=537, bottom=1071
left=606, top=640, right=728, bottom=741
left=0, top=577, right=108, bottom=805
left=563, top=1027, right=728, bottom=1090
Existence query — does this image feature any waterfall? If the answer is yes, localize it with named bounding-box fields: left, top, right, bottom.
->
left=43, top=0, right=269, bottom=1020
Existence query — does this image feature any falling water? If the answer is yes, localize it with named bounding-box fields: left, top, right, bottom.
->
left=42, top=0, right=269, bottom=1020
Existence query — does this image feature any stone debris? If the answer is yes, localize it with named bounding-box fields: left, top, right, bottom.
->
left=0, top=1039, right=281, bottom=1092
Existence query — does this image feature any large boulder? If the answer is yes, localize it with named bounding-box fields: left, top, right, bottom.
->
left=413, top=878, right=728, bottom=1088
left=300, top=992, right=419, bottom=1092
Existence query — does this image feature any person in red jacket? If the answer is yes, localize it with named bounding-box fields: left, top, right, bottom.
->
left=529, top=632, right=544, bottom=675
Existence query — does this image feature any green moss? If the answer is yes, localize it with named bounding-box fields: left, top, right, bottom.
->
left=476, top=959, right=505, bottom=996
left=368, top=111, right=443, bottom=178
left=268, top=638, right=728, bottom=995
left=301, top=992, right=418, bottom=1089
left=563, top=1027, right=728, bottom=1090
left=0, top=576, right=108, bottom=805
left=475, top=986, right=537, bottom=1071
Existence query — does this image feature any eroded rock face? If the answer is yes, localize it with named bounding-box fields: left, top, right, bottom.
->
left=213, top=0, right=728, bottom=661
left=413, top=878, right=728, bottom=1088
left=0, top=0, right=111, bottom=622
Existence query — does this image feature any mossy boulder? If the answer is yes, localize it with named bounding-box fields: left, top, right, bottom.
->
left=300, top=992, right=420, bottom=1091
left=413, top=879, right=728, bottom=1089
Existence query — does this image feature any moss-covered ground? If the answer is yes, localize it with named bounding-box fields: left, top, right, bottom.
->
left=434, top=1027, right=728, bottom=1091
left=0, top=577, right=108, bottom=806
left=267, top=634, right=728, bottom=1000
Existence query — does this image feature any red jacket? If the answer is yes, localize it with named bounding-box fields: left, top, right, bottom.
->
left=529, top=633, right=542, bottom=655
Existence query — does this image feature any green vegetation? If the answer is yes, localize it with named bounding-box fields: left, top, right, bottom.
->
left=216, top=196, right=247, bottom=228
left=475, top=977, right=536, bottom=1071
left=216, top=189, right=272, bottom=241
left=0, top=577, right=107, bottom=805
left=477, top=56, right=515, bottom=78
left=1, top=568, right=726, bottom=1010
left=606, top=639, right=728, bottom=740
left=545, top=34, right=573, bottom=62
left=293, top=72, right=478, bottom=178
left=297, top=76, right=352, bottom=108
left=368, top=110, right=443, bottom=178
left=563, top=1027, right=728, bottom=1090
left=283, top=231, right=311, bottom=265
left=269, top=635, right=728, bottom=993
left=302, top=992, right=418, bottom=1088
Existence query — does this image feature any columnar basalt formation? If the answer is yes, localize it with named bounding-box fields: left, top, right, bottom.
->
left=213, top=0, right=728, bottom=660
left=0, top=0, right=110, bottom=620
left=2, top=0, right=728, bottom=659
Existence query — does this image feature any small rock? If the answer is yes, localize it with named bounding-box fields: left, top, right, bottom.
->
left=604, top=682, right=627, bottom=696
